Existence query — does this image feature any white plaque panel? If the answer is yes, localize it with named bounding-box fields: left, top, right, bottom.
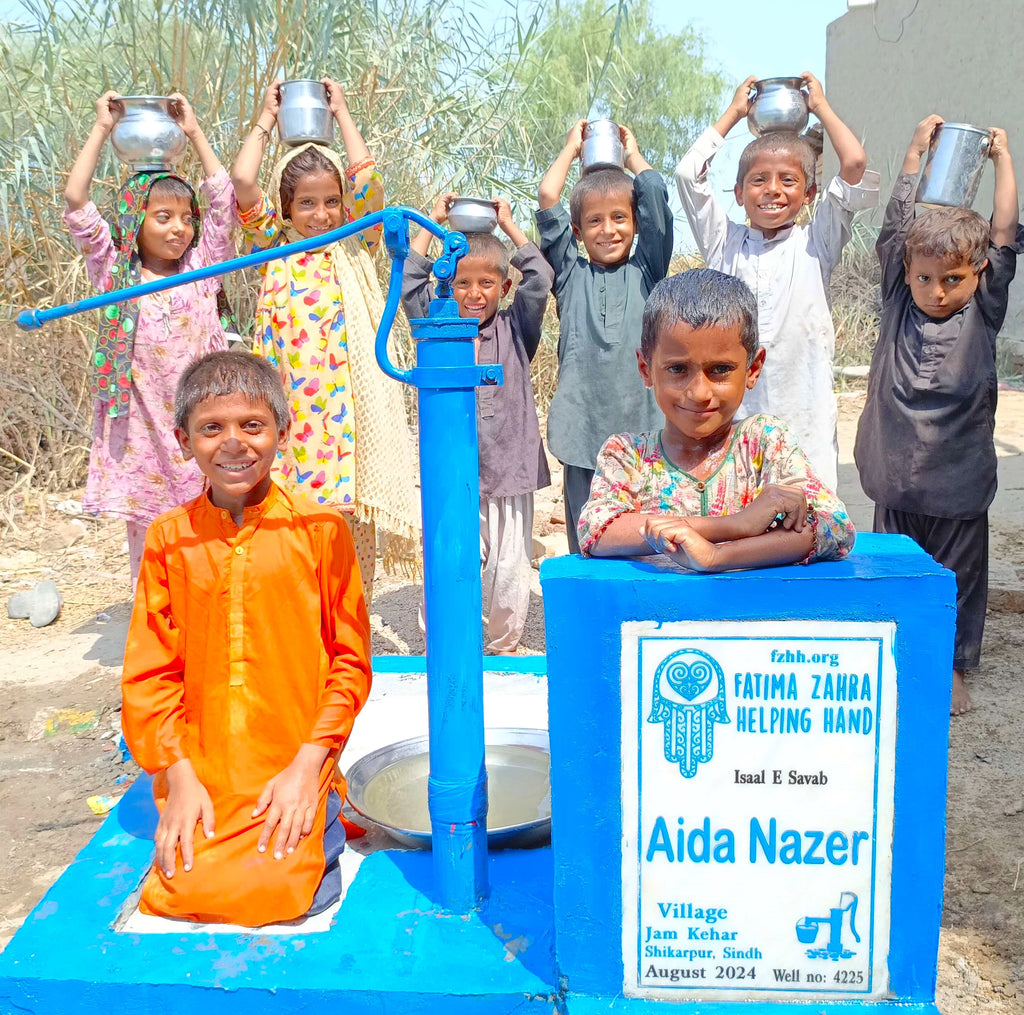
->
left=621, top=621, right=896, bottom=1001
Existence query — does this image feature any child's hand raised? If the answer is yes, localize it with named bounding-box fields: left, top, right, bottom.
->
left=909, top=115, right=944, bottom=158
left=168, top=93, right=199, bottom=138
left=800, top=71, right=826, bottom=113
left=94, top=90, right=121, bottom=133
left=494, top=196, right=515, bottom=231
left=259, top=80, right=282, bottom=120
left=728, top=76, right=758, bottom=119
left=429, top=192, right=456, bottom=224
left=620, top=124, right=640, bottom=162
left=156, top=758, right=215, bottom=878
left=322, top=78, right=350, bottom=116
left=253, top=743, right=327, bottom=860
left=565, top=119, right=586, bottom=157
left=988, top=127, right=1009, bottom=162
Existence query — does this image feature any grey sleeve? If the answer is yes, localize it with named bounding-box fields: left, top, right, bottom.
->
left=536, top=203, right=579, bottom=297
left=506, top=243, right=555, bottom=360
left=877, top=174, right=917, bottom=301
left=631, top=169, right=673, bottom=291
left=399, top=250, right=436, bottom=321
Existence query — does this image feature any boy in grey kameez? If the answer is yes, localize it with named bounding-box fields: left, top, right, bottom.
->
left=854, top=116, right=1021, bottom=715
left=536, top=119, right=673, bottom=551
left=403, top=196, right=553, bottom=653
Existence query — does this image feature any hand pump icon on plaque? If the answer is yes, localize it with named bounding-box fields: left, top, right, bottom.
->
left=796, top=891, right=861, bottom=960
left=648, top=648, right=729, bottom=778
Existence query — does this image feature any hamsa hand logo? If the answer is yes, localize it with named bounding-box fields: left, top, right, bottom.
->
left=648, top=648, right=730, bottom=778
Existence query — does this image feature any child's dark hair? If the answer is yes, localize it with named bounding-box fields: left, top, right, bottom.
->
left=641, top=269, right=759, bottom=365
left=464, top=232, right=510, bottom=279
left=736, top=133, right=816, bottom=189
left=174, top=350, right=290, bottom=432
left=904, top=206, right=990, bottom=271
left=278, top=147, right=343, bottom=219
left=149, top=176, right=195, bottom=204
left=568, top=168, right=636, bottom=228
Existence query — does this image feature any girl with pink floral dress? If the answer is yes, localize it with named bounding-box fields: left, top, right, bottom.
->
left=64, top=91, right=236, bottom=587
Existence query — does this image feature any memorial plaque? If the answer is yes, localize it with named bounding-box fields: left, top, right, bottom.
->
left=620, top=620, right=897, bottom=1001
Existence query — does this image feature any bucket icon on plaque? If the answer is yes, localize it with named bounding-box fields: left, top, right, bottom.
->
left=648, top=648, right=729, bottom=778
left=795, top=891, right=860, bottom=960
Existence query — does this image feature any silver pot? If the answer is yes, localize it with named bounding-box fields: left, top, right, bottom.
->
left=277, top=79, right=334, bottom=147
left=581, top=117, right=624, bottom=174
left=917, top=122, right=992, bottom=208
left=747, top=77, right=809, bottom=136
left=447, top=196, right=498, bottom=234
left=110, top=96, right=187, bottom=172
left=345, top=728, right=551, bottom=850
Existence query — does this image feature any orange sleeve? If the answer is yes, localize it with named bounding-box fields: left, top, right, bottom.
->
left=309, top=516, right=373, bottom=748
left=121, top=524, right=189, bottom=772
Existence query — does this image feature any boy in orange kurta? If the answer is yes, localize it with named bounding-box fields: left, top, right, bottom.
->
left=121, top=349, right=371, bottom=926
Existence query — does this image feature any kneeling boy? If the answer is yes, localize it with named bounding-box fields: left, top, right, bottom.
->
left=121, top=350, right=372, bottom=925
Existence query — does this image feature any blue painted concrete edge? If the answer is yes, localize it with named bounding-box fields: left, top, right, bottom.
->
left=566, top=997, right=941, bottom=1014
left=0, top=799, right=558, bottom=1013
left=372, top=654, right=546, bottom=675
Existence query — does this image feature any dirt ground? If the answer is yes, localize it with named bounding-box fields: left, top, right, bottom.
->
left=1, top=392, right=1023, bottom=1013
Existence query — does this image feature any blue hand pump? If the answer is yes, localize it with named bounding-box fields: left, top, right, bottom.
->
left=18, top=207, right=499, bottom=912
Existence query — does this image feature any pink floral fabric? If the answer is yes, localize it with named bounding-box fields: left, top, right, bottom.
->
left=64, top=169, right=236, bottom=525
left=578, top=414, right=855, bottom=563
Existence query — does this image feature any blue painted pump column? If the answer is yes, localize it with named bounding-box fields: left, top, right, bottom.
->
left=380, top=211, right=501, bottom=910
left=17, top=205, right=498, bottom=914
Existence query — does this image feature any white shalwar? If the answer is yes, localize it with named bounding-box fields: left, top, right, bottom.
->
left=675, top=126, right=879, bottom=489
left=480, top=494, right=534, bottom=654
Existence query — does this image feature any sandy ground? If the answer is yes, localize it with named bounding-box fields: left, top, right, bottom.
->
left=1, top=392, right=1023, bottom=1012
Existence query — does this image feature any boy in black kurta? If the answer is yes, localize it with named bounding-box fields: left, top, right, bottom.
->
left=854, top=116, right=1021, bottom=715
left=403, top=196, right=553, bottom=653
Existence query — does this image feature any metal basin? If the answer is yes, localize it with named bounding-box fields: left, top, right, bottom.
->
left=278, top=79, right=335, bottom=147
left=345, top=728, right=551, bottom=849
left=110, top=96, right=187, bottom=172
left=747, top=77, right=809, bottom=137
left=447, top=196, right=498, bottom=234
left=917, top=122, right=991, bottom=208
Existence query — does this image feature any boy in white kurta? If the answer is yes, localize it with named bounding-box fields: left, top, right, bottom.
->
left=675, top=73, right=878, bottom=489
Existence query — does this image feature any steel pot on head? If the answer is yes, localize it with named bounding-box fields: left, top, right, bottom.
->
left=747, top=77, right=809, bottom=136
left=581, top=118, right=624, bottom=174
left=277, top=79, right=335, bottom=147
left=447, top=196, right=498, bottom=234
left=917, top=123, right=992, bottom=208
left=110, top=96, right=187, bottom=172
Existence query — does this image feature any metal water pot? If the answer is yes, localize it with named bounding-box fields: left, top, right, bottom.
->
left=917, top=123, right=992, bottom=208
left=110, top=96, right=187, bottom=172
left=747, top=78, right=809, bottom=136
left=581, top=118, right=624, bottom=174
left=447, top=196, right=498, bottom=234
left=277, top=79, right=335, bottom=147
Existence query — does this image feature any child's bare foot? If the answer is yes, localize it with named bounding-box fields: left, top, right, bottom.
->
left=951, top=669, right=972, bottom=716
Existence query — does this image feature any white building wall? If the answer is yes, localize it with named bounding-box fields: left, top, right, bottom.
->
left=825, top=0, right=1024, bottom=352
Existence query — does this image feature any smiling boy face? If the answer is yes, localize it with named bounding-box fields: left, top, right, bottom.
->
left=573, top=189, right=636, bottom=266
left=734, top=150, right=815, bottom=238
left=451, top=255, right=511, bottom=324
left=176, top=393, right=289, bottom=518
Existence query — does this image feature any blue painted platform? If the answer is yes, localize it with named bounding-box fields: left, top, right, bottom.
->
left=0, top=774, right=557, bottom=1014
left=0, top=537, right=949, bottom=1014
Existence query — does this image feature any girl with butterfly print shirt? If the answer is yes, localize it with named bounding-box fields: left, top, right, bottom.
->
left=64, top=91, right=236, bottom=588
left=232, top=79, right=420, bottom=601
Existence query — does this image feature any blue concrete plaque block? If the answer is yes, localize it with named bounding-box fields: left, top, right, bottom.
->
left=540, top=534, right=954, bottom=1012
